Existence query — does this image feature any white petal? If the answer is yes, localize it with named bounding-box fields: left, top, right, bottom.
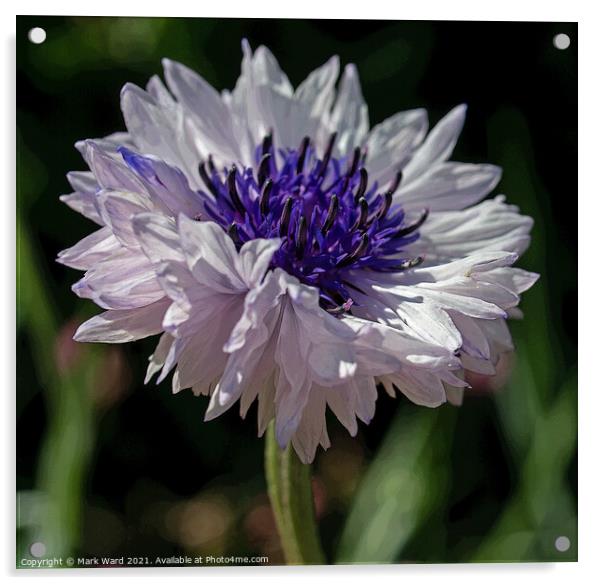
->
left=274, top=364, right=312, bottom=448
left=177, top=215, right=247, bottom=293
left=162, top=58, right=241, bottom=162
left=402, top=104, right=466, bottom=183
left=294, top=55, right=340, bottom=145
left=231, top=41, right=295, bottom=150
left=291, top=389, right=329, bottom=464
left=145, top=333, right=174, bottom=383
left=85, top=140, right=146, bottom=193
left=56, top=226, right=121, bottom=270
left=445, top=385, right=465, bottom=406
left=146, top=74, right=176, bottom=107
left=474, top=266, right=540, bottom=295
left=236, top=238, right=281, bottom=289
left=408, top=195, right=534, bottom=260
left=399, top=162, right=502, bottom=212
left=462, top=354, right=497, bottom=375
left=60, top=171, right=103, bottom=224
left=76, top=132, right=135, bottom=158
left=207, top=275, right=284, bottom=418
left=71, top=248, right=163, bottom=310
left=73, top=298, right=170, bottom=343
left=224, top=268, right=285, bottom=353
left=96, top=189, right=156, bottom=249
left=132, top=212, right=184, bottom=264
left=120, top=82, right=204, bottom=189
left=365, top=109, right=428, bottom=186
left=349, top=280, right=462, bottom=352
left=119, top=148, right=205, bottom=218
left=249, top=45, right=293, bottom=95
left=407, top=250, right=518, bottom=283
left=329, top=64, right=369, bottom=156
left=386, top=368, right=447, bottom=407
left=170, top=296, right=241, bottom=392
left=449, top=311, right=491, bottom=360
left=326, top=383, right=359, bottom=436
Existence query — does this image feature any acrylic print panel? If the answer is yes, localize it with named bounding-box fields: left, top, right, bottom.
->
left=16, top=16, right=577, bottom=568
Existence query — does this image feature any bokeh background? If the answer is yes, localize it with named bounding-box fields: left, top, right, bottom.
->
left=16, top=17, right=577, bottom=565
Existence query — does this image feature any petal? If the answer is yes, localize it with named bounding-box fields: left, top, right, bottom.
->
left=386, top=368, right=447, bottom=407
left=402, top=104, right=466, bottom=183
left=295, top=55, right=340, bottom=118
left=224, top=268, right=285, bottom=354
left=132, top=212, right=184, bottom=264
left=169, top=295, right=242, bottom=392
left=236, top=238, right=282, bottom=289
left=329, top=64, right=369, bottom=156
left=408, top=195, right=534, bottom=260
left=399, top=162, right=502, bottom=212
left=73, top=298, right=170, bottom=343
left=119, top=148, right=205, bottom=218
left=162, top=58, right=241, bottom=162
left=248, top=44, right=293, bottom=95
left=71, top=247, right=163, bottom=310
left=120, top=82, right=204, bottom=189
left=293, top=55, right=340, bottom=146
left=291, top=389, right=329, bottom=464
left=56, top=226, right=121, bottom=270
left=146, top=74, right=176, bottom=107
left=231, top=41, right=295, bottom=151
left=96, top=189, right=156, bottom=249
left=85, top=140, right=146, bottom=193
left=449, top=311, right=491, bottom=360
left=60, top=171, right=103, bottom=224
left=177, top=215, right=247, bottom=293
left=474, top=266, right=540, bottom=295
left=75, top=132, right=135, bottom=159
left=365, top=109, right=428, bottom=186
left=145, top=333, right=174, bottom=383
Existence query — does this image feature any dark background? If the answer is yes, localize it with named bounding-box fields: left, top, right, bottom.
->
left=16, top=17, right=577, bottom=565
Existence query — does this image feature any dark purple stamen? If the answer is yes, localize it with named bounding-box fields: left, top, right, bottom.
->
left=196, top=137, right=426, bottom=312
left=279, top=197, right=293, bottom=237
left=199, top=162, right=218, bottom=197
left=318, top=132, right=337, bottom=178
left=337, top=233, right=370, bottom=268
left=227, top=222, right=239, bottom=243
left=258, top=153, right=272, bottom=186
left=374, top=191, right=393, bottom=221
left=296, top=136, right=310, bottom=174
left=395, top=208, right=429, bottom=237
left=347, top=147, right=361, bottom=178
left=355, top=168, right=368, bottom=202
left=207, top=154, right=216, bottom=175
left=321, top=194, right=339, bottom=234
left=295, top=215, right=307, bottom=259
left=227, top=166, right=246, bottom=215
left=389, top=170, right=403, bottom=195
left=260, top=179, right=273, bottom=216
left=262, top=132, right=273, bottom=156
left=351, top=198, right=368, bottom=230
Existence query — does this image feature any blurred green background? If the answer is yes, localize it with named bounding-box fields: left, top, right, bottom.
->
left=16, top=17, right=577, bottom=565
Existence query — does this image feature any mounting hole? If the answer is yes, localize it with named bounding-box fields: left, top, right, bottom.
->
left=553, top=33, right=570, bottom=50
left=555, top=535, right=571, bottom=552
left=28, top=27, right=46, bottom=44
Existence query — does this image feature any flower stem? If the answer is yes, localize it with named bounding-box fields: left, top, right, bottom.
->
left=264, top=423, right=325, bottom=565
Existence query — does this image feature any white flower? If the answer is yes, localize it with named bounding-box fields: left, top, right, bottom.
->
left=59, top=41, right=537, bottom=463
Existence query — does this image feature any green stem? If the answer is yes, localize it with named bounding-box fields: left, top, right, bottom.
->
left=264, top=423, right=325, bottom=565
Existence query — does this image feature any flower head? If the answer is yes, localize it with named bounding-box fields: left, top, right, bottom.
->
left=59, top=41, right=537, bottom=462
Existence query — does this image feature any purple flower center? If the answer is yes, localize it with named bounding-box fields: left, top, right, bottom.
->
left=199, top=134, right=427, bottom=312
